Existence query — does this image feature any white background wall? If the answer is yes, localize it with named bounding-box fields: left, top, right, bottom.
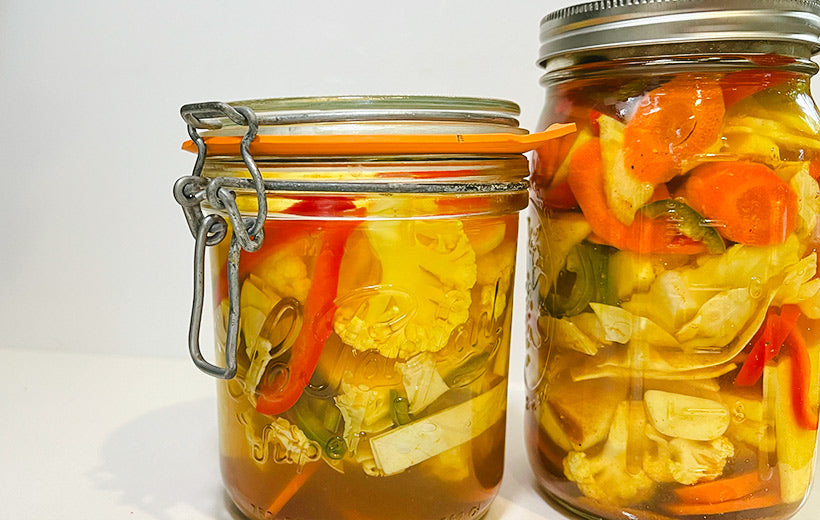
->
left=0, top=1, right=565, bottom=373
left=4, top=1, right=820, bottom=376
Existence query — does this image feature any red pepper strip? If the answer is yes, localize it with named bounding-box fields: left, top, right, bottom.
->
left=785, top=327, right=819, bottom=430
left=720, top=69, right=794, bottom=107
left=734, top=313, right=774, bottom=386
left=255, top=204, right=359, bottom=415
left=215, top=198, right=357, bottom=302
left=735, top=305, right=801, bottom=386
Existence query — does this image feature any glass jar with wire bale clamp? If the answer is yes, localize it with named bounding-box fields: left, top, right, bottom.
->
left=174, top=96, right=573, bottom=520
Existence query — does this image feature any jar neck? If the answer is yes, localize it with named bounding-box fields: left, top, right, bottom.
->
left=540, top=42, right=819, bottom=86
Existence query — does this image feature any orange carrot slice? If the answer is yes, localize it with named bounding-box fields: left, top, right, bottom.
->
left=624, top=75, right=724, bottom=185
left=683, top=161, right=797, bottom=246
left=673, top=471, right=773, bottom=504
left=567, top=139, right=705, bottom=254
left=665, top=491, right=780, bottom=516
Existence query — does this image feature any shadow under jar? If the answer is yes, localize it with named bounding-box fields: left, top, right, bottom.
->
left=174, top=96, right=564, bottom=520
left=526, top=2, right=820, bottom=519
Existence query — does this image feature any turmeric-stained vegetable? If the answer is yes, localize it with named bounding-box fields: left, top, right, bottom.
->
left=567, top=139, right=707, bottom=254
left=334, top=380, right=393, bottom=455
left=369, top=381, right=506, bottom=476
left=644, top=390, right=730, bottom=441
left=683, top=161, right=798, bottom=246
left=642, top=426, right=734, bottom=485
left=563, top=401, right=655, bottom=505
left=396, top=353, right=450, bottom=414
left=765, top=358, right=817, bottom=503
left=598, top=113, right=655, bottom=225
left=334, top=218, right=476, bottom=359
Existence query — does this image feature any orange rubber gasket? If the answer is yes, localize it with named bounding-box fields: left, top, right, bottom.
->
left=181, top=123, right=576, bottom=156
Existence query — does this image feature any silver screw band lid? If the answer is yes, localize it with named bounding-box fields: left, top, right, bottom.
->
left=539, top=0, right=820, bottom=67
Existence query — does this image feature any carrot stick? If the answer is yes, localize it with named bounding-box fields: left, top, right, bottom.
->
left=567, top=139, right=705, bottom=254
left=683, top=161, right=797, bottom=246
left=665, top=491, right=780, bottom=516
left=673, top=471, right=773, bottom=503
left=623, top=75, right=724, bottom=185
left=267, top=462, right=320, bottom=515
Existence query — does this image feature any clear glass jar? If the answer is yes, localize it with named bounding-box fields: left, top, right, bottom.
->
left=174, top=96, right=555, bottom=520
left=526, top=2, right=820, bottom=519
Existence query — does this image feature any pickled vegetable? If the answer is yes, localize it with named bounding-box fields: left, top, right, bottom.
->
left=528, top=69, right=820, bottom=520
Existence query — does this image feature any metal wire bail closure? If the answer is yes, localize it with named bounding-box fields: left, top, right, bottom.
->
left=173, top=102, right=267, bottom=379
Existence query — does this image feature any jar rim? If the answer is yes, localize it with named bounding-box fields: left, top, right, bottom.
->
left=538, top=0, right=820, bottom=67
left=181, top=95, right=522, bottom=134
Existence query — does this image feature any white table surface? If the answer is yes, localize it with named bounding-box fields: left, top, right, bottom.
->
left=2, top=346, right=819, bottom=520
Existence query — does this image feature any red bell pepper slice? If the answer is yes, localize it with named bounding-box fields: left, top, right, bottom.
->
left=735, top=305, right=801, bottom=386
left=720, top=69, right=794, bottom=107
left=254, top=198, right=359, bottom=415
left=785, top=326, right=819, bottom=430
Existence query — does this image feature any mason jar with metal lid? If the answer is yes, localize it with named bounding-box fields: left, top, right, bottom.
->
left=173, top=96, right=572, bottom=520
left=526, top=1, right=820, bottom=519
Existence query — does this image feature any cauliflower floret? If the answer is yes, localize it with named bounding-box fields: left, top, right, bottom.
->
left=643, top=424, right=734, bottom=485
left=240, top=247, right=312, bottom=395
left=334, top=378, right=393, bottom=454
left=563, top=401, right=655, bottom=505
left=334, top=219, right=477, bottom=358
left=238, top=409, right=321, bottom=467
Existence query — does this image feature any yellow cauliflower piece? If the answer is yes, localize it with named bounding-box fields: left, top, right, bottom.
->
left=334, top=378, right=393, bottom=454
left=642, top=423, right=734, bottom=485
left=334, top=219, right=477, bottom=358
left=563, top=401, right=655, bottom=505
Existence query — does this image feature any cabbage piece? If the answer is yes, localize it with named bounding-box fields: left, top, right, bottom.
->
left=369, top=381, right=506, bottom=476
left=723, top=116, right=820, bottom=151
left=723, top=132, right=780, bottom=166
left=676, top=288, right=757, bottom=350
left=775, top=253, right=820, bottom=306
left=788, top=162, right=820, bottom=238
left=539, top=315, right=603, bottom=355
left=334, top=218, right=476, bottom=359
left=396, top=353, right=450, bottom=414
